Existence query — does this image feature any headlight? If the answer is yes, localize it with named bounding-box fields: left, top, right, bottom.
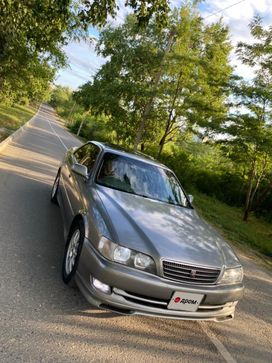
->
left=219, top=267, right=243, bottom=284
left=98, top=236, right=156, bottom=274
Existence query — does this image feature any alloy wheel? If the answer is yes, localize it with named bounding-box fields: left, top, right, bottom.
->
left=65, top=229, right=80, bottom=275
left=51, top=175, right=59, bottom=199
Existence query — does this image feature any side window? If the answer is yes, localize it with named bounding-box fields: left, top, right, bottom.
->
left=74, top=144, right=100, bottom=174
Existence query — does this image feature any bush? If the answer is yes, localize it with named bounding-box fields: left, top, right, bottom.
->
left=19, top=97, right=29, bottom=106
left=68, top=118, right=81, bottom=134
left=68, top=114, right=115, bottom=144
left=155, top=146, right=247, bottom=208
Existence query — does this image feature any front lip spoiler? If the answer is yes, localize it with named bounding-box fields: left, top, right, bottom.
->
left=99, top=303, right=235, bottom=322
left=75, top=272, right=237, bottom=323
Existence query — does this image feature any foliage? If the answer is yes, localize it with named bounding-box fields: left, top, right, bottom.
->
left=156, top=7, right=232, bottom=155
left=0, top=0, right=174, bottom=106
left=75, top=15, right=166, bottom=146
left=50, top=86, right=75, bottom=115
left=69, top=113, right=114, bottom=143
left=222, top=17, right=272, bottom=221
left=74, top=7, right=232, bottom=151
left=153, top=141, right=246, bottom=206
left=51, top=13, right=272, bottom=230
left=0, top=0, right=76, bottom=104
left=50, top=86, right=114, bottom=143
left=236, top=15, right=272, bottom=75
left=78, top=0, right=170, bottom=28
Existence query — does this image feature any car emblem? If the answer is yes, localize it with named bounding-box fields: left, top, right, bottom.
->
left=190, top=269, right=197, bottom=278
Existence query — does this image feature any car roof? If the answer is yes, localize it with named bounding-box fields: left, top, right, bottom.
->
left=89, top=141, right=170, bottom=170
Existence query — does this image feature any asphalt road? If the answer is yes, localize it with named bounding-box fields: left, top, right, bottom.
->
left=0, top=104, right=271, bottom=363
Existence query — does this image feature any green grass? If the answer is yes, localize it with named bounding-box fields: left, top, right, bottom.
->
left=193, top=191, right=272, bottom=258
left=0, top=103, right=37, bottom=142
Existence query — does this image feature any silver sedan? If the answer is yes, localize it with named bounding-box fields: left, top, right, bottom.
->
left=51, top=141, right=244, bottom=321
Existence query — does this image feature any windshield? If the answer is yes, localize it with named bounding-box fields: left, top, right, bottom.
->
left=96, top=153, right=189, bottom=207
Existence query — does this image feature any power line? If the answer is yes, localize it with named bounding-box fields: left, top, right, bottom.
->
left=204, top=0, right=248, bottom=19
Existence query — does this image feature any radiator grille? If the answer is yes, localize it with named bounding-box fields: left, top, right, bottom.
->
left=162, top=260, right=220, bottom=284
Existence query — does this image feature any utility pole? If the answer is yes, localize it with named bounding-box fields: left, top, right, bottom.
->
left=77, top=110, right=90, bottom=137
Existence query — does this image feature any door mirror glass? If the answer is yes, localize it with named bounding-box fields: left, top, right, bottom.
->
left=188, top=194, right=194, bottom=204
left=74, top=143, right=100, bottom=174
left=71, top=163, right=88, bottom=179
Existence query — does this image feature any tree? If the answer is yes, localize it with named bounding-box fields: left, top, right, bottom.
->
left=156, top=8, right=232, bottom=156
left=74, top=7, right=232, bottom=152
left=75, top=15, right=166, bottom=145
left=222, top=17, right=272, bottom=221
left=0, top=0, right=73, bottom=103
left=0, top=1, right=172, bottom=104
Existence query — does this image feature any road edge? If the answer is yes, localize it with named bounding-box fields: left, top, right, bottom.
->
left=0, top=104, right=41, bottom=154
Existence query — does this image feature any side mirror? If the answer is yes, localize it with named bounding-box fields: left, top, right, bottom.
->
left=71, top=163, right=88, bottom=179
left=188, top=194, right=194, bottom=204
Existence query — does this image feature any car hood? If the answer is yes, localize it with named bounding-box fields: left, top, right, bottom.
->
left=95, top=185, right=241, bottom=269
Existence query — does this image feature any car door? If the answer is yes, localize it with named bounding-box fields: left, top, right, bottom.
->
left=64, top=143, right=100, bottom=227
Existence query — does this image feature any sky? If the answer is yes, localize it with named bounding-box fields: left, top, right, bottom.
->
left=55, top=0, right=272, bottom=89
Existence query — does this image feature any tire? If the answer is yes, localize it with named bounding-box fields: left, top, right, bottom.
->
left=62, top=220, right=85, bottom=287
left=51, top=169, right=60, bottom=205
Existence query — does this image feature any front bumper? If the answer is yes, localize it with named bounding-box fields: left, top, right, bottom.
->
left=75, top=239, right=244, bottom=322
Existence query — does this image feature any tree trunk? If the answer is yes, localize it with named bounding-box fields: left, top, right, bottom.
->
left=157, top=72, right=182, bottom=158
left=243, top=165, right=255, bottom=221
left=133, top=100, right=153, bottom=151
left=157, top=134, right=167, bottom=158
left=247, top=173, right=264, bottom=214
left=133, top=30, right=176, bottom=151
left=255, top=180, right=272, bottom=209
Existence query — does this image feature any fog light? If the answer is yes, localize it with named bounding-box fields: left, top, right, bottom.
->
left=91, top=277, right=111, bottom=294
